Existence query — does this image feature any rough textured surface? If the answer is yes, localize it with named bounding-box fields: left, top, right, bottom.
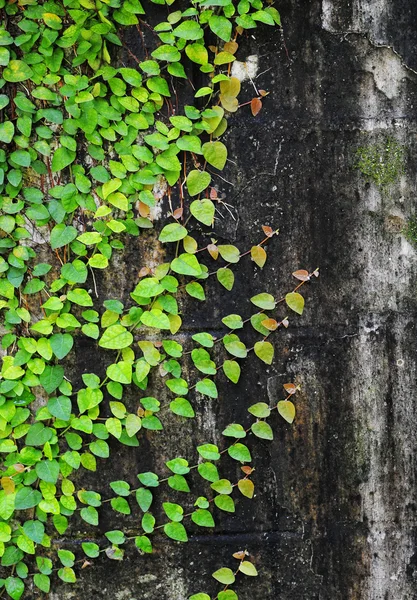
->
left=37, top=0, right=417, bottom=598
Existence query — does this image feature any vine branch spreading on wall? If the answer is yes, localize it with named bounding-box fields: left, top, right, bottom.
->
left=0, top=0, right=317, bottom=597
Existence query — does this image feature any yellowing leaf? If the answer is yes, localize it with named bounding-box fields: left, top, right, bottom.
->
left=285, top=292, right=305, bottom=315
left=251, top=245, right=266, bottom=268
left=277, top=400, right=296, bottom=424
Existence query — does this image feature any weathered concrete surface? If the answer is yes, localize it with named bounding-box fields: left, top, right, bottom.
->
left=45, top=0, right=417, bottom=599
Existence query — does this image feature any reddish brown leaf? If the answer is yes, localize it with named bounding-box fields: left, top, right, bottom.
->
left=241, top=465, right=254, bottom=475
left=283, top=383, right=297, bottom=394
left=261, top=318, right=279, bottom=331
left=259, top=89, right=269, bottom=97
left=251, top=97, right=262, bottom=116
left=210, top=187, right=218, bottom=200
left=173, top=207, right=183, bottom=219
left=292, top=269, right=310, bottom=282
left=262, top=225, right=274, bottom=237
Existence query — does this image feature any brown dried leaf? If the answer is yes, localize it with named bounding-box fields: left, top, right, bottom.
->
left=250, top=97, right=262, bottom=117
left=139, top=267, right=150, bottom=278
left=12, top=463, right=25, bottom=473
left=292, top=269, right=310, bottom=282
left=210, top=187, right=218, bottom=199
left=173, top=207, right=183, bottom=219
left=259, top=89, right=269, bottom=97
left=233, top=551, right=247, bottom=560
left=81, top=561, right=92, bottom=569
left=224, top=41, right=239, bottom=54
left=138, top=201, right=150, bottom=218
left=282, top=318, right=289, bottom=328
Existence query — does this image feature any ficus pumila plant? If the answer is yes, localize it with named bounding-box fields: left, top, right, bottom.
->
left=0, top=0, right=318, bottom=597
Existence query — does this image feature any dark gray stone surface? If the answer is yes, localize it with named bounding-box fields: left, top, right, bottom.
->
left=22, top=1, right=417, bottom=598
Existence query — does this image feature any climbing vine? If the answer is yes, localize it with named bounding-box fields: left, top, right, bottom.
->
left=0, top=0, right=317, bottom=597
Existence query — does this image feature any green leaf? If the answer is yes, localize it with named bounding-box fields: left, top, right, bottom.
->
left=187, top=170, right=211, bottom=196
left=277, top=400, right=296, bottom=424
left=99, top=325, right=134, bottom=349
left=185, top=43, right=208, bottom=65
left=202, top=142, right=227, bottom=170
left=222, top=423, right=246, bottom=438
left=135, top=535, right=152, bottom=553
left=250, top=293, right=276, bottom=310
left=111, top=497, right=131, bottom=515
left=239, top=561, right=258, bottom=576
left=0, top=122, right=14, bottom=144
left=110, top=480, right=130, bottom=497
left=170, top=397, right=195, bottom=418
left=189, top=594, right=211, bottom=600
left=5, top=577, right=24, bottom=600
left=163, top=521, right=188, bottom=542
left=141, top=309, right=171, bottom=329
left=218, top=245, right=240, bottom=263
left=136, top=488, right=153, bottom=512
left=3, top=60, right=33, bottom=82
left=223, top=360, right=241, bottom=383
left=51, top=147, right=76, bottom=172
left=15, top=487, right=42, bottom=510
left=186, top=282, right=206, bottom=301
left=82, top=542, right=100, bottom=558
left=171, top=253, right=202, bottom=276
left=195, top=379, right=218, bottom=398
left=197, top=461, right=219, bottom=482
left=173, top=20, right=203, bottom=40
left=50, top=224, right=78, bottom=250
left=211, top=479, right=233, bottom=494
left=34, top=574, right=50, bottom=593
left=285, top=292, right=305, bottom=315
left=228, top=443, right=251, bottom=462
left=152, top=45, right=181, bottom=62
left=248, top=403, right=271, bottom=418
left=191, top=509, right=215, bottom=528
left=197, top=444, right=220, bottom=461
left=214, top=495, right=235, bottom=512
left=159, top=223, right=188, bottom=242
left=163, top=502, right=184, bottom=521
left=107, top=361, right=132, bottom=384
left=35, top=459, right=60, bottom=483
left=251, top=421, right=273, bottom=440
left=222, top=314, right=243, bottom=329
left=190, top=199, right=215, bottom=226
left=254, top=341, right=274, bottom=364
left=217, top=267, right=234, bottom=290
left=50, top=333, right=74, bottom=359
left=212, top=567, right=235, bottom=585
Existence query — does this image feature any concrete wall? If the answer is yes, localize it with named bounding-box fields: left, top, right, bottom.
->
left=47, top=1, right=417, bottom=598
